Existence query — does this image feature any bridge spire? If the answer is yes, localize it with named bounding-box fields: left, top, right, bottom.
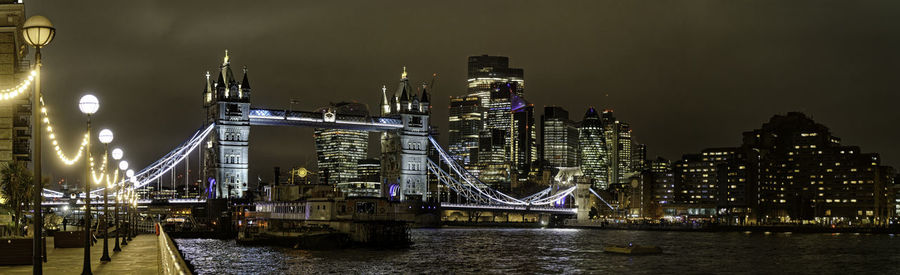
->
left=397, top=66, right=411, bottom=111
left=223, top=49, right=230, bottom=65
left=420, top=82, right=430, bottom=103
left=215, top=68, right=225, bottom=95
left=219, top=50, right=236, bottom=98
left=381, top=85, right=391, bottom=115
left=241, top=66, right=250, bottom=89
left=420, top=82, right=430, bottom=113
left=204, top=71, right=212, bottom=105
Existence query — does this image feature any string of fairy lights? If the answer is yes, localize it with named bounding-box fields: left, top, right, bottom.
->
left=0, top=70, right=36, bottom=101
left=40, top=96, right=112, bottom=185
left=40, top=97, right=89, bottom=165
left=104, top=169, right=118, bottom=188
left=90, top=154, right=108, bottom=185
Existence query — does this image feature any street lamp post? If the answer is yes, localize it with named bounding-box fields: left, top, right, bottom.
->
left=23, top=15, right=55, bottom=275
left=78, top=94, right=99, bottom=275
left=114, top=158, right=127, bottom=251
left=97, top=129, right=113, bottom=262
left=130, top=188, right=137, bottom=239
left=123, top=169, right=134, bottom=244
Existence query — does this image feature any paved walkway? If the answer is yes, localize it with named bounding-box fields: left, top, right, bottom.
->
left=0, top=234, right=159, bottom=274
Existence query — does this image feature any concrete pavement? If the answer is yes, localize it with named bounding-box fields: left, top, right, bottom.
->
left=0, top=234, right=159, bottom=275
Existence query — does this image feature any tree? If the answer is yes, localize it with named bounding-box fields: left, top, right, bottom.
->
left=0, top=161, right=33, bottom=236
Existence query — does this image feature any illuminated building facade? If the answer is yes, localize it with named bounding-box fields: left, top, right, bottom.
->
left=510, top=98, right=536, bottom=178
left=450, top=55, right=526, bottom=182
left=448, top=95, right=481, bottom=166
left=661, top=112, right=897, bottom=224
left=484, top=83, right=514, bottom=132
left=650, top=157, right=675, bottom=209
left=475, top=82, right=523, bottom=188
left=743, top=112, right=894, bottom=224
left=477, top=128, right=509, bottom=190
left=314, top=102, right=370, bottom=185
left=540, top=106, right=578, bottom=168
left=673, top=148, right=738, bottom=216
left=633, top=143, right=648, bottom=172
left=356, top=158, right=381, bottom=182
left=0, top=2, right=31, bottom=166
left=466, top=55, right=524, bottom=107
left=601, top=110, right=634, bottom=185
left=578, top=107, right=608, bottom=189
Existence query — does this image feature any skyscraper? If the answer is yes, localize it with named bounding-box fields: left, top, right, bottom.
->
left=484, top=82, right=516, bottom=133
left=578, top=107, right=608, bottom=189
left=475, top=82, right=520, bottom=186
left=632, top=143, right=648, bottom=172
left=477, top=128, right=509, bottom=190
left=449, top=55, right=525, bottom=173
left=601, top=110, right=634, bottom=185
left=467, top=55, right=525, bottom=105
left=510, top=96, right=536, bottom=178
left=314, top=102, right=369, bottom=185
left=448, top=95, right=481, bottom=166
left=356, top=158, right=381, bottom=182
left=541, top=106, right=578, bottom=168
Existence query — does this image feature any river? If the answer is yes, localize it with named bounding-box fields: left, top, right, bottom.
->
left=176, top=228, right=900, bottom=274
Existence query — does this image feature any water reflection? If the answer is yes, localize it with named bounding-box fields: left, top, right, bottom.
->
left=177, top=228, right=900, bottom=274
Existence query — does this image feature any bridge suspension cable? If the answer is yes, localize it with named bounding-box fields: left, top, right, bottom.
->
left=589, top=188, right=617, bottom=211
left=89, top=123, right=215, bottom=195
left=427, top=136, right=576, bottom=206
left=46, top=123, right=213, bottom=198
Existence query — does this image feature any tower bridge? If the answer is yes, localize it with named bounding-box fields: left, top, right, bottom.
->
left=43, top=51, right=612, bottom=217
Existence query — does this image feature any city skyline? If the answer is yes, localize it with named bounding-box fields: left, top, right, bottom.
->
left=2, top=1, right=900, bottom=274
left=26, top=0, right=900, bottom=183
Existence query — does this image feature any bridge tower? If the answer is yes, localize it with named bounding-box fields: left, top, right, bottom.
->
left=381, top=67, right=430, bottom=201
left=203, top=50, right=251, bottom=199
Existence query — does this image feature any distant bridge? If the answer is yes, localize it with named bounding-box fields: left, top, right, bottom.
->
left=41, top=53, right=609, bottom=217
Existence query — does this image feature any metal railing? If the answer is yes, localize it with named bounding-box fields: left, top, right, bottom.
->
left=156, top=223, right=191, bottom=275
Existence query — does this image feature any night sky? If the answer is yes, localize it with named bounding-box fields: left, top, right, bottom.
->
left=27, top=1, right=900, bottom=189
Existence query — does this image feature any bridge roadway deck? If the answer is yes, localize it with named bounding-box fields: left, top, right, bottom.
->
left=0, top=230, right=159, bottom=274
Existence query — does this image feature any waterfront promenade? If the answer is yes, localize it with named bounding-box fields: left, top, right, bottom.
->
left=0, top=233, right=159, bottom=275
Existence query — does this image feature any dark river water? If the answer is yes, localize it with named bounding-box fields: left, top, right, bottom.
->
left=176, top=228, right=900, bottom=274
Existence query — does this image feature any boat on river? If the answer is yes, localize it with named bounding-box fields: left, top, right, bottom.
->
left=603, top=244, right=662, bottom=255
left=235, top=196, right=429, bottom=248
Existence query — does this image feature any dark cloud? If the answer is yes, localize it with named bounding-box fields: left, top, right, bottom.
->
left=28, top=0, right=900, bottom=186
